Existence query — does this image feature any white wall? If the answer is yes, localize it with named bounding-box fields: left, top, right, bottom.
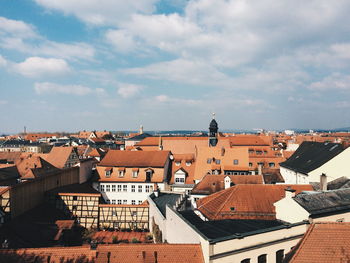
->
left=280, top=167, right=308, bottom=184
left=308, top=147, right=350, bottom=182
left=274, top=195, right=309, bottom=223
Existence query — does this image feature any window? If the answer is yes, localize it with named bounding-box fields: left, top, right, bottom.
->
left=105, top=170, right=111, bottom=177
left=117, top=185, right=122, bottom=192
left=131, top=185, right=135, bottom=192
left=112, top=185, right=116, bottom=192
left=123, top=185, right=128, bottom=192
left=175, top=177, right=185, bottom=183
left=138, top=200, right=142, bottom=204
left=207, top=158, right=212, bottom=164
left=256, top=151, right=262, bottom=155
left=249, top=162, right=253, bottom=167
left=276, top=249, right=284, bottom=263
left=132, top=211, right=137, bottom=216
left=117, top=200, right=122, bottom=205
left=138, top=185, right=142, bottom=192
left=269, top=162, right=275, bottom=168
left=145, top=185, right=150, bottom=192
left=106, top=185, right=110, bottom=192
left=258, top=254, right=267, bottom=263
left=186, top=161, right=191, bottom=166
left=112, top=199, right=116, bottom=204
left=73, top=196, right=78, bottom=201
left=146, top=170, right=153, bottom=182
left=175, top=161, right=180, bottom=166
left=119, top=170, right=124, bottom=177
left=72, top=205, right=77, bottom=211
left=106, top=199, right=110, bottom=204
left=233, top=159, right=239, bottom=165
left=241, top=259, right=250, bottom=263
left=215, top=159, right=221, bottom=164
left=123, top=200, right=127, bottom=204
left=337, top=218, right=345, bottom=222
left=100, top=185, right=105, bottom=192
left=132, top=200, right=136, bottom=205
left=132, top=170, right=138, bottom=178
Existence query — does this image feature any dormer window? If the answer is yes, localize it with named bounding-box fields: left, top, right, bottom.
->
left=175, top=161, right=181, bottom=166
left=174, top=169, right=186, bottom=184
left=118, top=167, right=125, bottom=177
left=186, top=161, right=191, bottom=166
left=105, top=168, right=112, bottom=177
left=145, top=169, right=154, bottom=182
left=207, top=158, right=212, bottom=164
left=215, top=159, right=221, bottom=164
left=132, top=168, right=139, bottom=178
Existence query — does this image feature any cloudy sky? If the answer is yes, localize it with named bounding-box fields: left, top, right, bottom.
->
left=1, top=0, right=350, bottom=133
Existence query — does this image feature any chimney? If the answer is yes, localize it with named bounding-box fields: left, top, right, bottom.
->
left=285, top=186, right=296, bottom=198
left=320, top=173, right=327, bottom=191
left=154, top=251, right=158, bottom=263
left=258, top=163, right=263, bottom=175
left=90, top=240, right=97, bottom=250
left=224, top=176, right=231, bottom=189
left=139, top=125, right=144, bottom=135
left=107, top=252, right=111, bottom=263
left=142, top=251, right=146, bottom=259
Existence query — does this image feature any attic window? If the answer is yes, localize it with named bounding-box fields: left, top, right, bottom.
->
left=186, top=161, right=191, bottom=166
left=207, top=158, right=212, bottom=164
left=233, top=159, right=239, bottom=165
left=215, top=159, right=221, bottom=164
left=175, top=161, right=181, bottom=166
left=230, top=207, right=235, bottom=211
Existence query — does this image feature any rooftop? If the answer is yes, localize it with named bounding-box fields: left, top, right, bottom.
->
left=150, top=192, right=182, bottom=217
left=280, top=141, right=343, bottom=174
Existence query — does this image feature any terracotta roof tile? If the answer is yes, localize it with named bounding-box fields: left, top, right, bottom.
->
left=196, top=184, right=313, bottom=220
left=289, top=222, right=350, bottom=263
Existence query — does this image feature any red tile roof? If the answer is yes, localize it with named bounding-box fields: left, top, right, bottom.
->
left=289, top=222, right=350, bottom=263
left=100, top=150, right=170, bottom=168
left=191, top=174, right=263, bottom=195
left=43, top=146, right=76, bottom=169
left=0, top=244, right=204, bottom=263
left=196, top=184, right=313, bottom=220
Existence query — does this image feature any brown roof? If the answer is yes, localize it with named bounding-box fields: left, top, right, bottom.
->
left=0, top=244, right=204, bottom=263
left=15, top=155, right=60, bottom=179
left=24, top=133, right=58, bottom=141
left=289, top=222, right=350, bottom=263
left=170, top=154, right=196, bottom=185
left=0, top=152, right=22, bottom=163
left=196, top=184, right=313, bottom=220
left=229, top=135, right=272, bottom=146
left=100, top=150, right=170, bottom=168
left=191, top=174, right=263, bottom=195
left=43, top=146, right=75, bottom=169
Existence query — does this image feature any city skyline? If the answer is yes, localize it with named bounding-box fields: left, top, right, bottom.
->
left=1, top=0, right=350, bottom=133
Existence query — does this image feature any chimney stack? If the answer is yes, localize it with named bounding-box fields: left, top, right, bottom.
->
left=258, top=163, right=263, bottom=175
left=224, top=176, right=231, bottom=189
left=154, top=251, right=158, bottom=263
left=320, top=173, right=327, bottom=191
left=284, top=186, right=296, bottom=198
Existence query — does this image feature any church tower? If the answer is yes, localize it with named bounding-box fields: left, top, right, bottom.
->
left=209, top=113, right=218, bottom=147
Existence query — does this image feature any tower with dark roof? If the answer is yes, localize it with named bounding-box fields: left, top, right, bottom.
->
left=209, top=113, right=218, bottom=147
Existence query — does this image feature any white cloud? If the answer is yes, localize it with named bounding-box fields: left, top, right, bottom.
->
left=154, top=94, right=201, bottom=106
left=105, top=29, right=138, bottom=53
left=34, top=82, right=98, bottom=96
left=123, top=58, right=232, bottom=87
left=34, top=0, right=157, bottom=26
left=308, top=73, right=350, bottom=91
left=13, top=57, right=71, bottom=78
left=117, top=83, right=143, bottom=98
left=0, top=17, right=95, bottom=61
left=0, top=100, right=8, bottom=105
left=0, top=55, right=7, bottom=67
left=0, top=17, right=37, bottom=38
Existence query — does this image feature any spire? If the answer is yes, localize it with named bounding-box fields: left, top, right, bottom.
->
left=209, top=113, right=218, bottom=147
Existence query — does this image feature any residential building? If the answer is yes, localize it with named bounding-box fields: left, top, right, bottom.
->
left=279, top=141, right=345, bottom=184
left=170, top=154, right=196, bottom=193
left=94, top=150, right=171, bottom=205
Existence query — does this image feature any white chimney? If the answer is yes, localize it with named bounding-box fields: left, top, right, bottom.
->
left=320, top=173, right=327, bottom=191
left=285, top=186, right=296, bottom=198
left=258, top=163, right=263, bottom=175
left=224, top=176, right=231, bottom=189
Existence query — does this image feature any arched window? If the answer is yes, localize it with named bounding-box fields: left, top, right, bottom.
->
left=241, top=258, right=250, bottom=263
left=276, top=249, right=284, bottom=263
left=258, top=254, right=267, bottom=263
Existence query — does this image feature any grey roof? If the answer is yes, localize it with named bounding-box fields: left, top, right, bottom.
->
left=150, top=192, right=181, bottom=217
left=294, top=188, right=350, bottom=216
left=311, top=176, right=350, bottom=191
left=280, top=141, right=343, bottom=174
left=178, top=210, right=293, bottom=242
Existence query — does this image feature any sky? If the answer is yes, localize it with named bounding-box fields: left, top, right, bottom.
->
left=1, top=0, right=350, bottom=133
